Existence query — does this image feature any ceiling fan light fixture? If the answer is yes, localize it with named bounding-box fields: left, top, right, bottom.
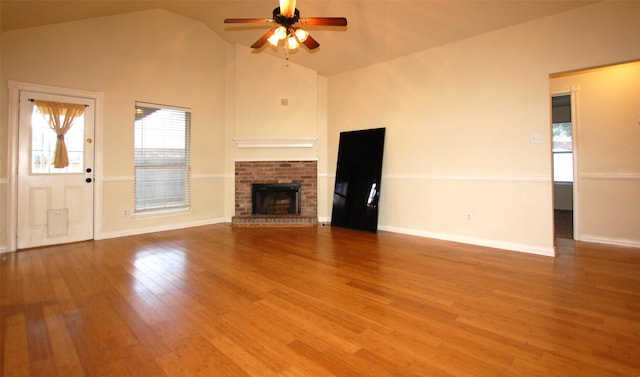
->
left=268, top=26, right=287, bottom=46
left=224, top=0, right=346, bottom=51
left=294, top=28, right=309, bottom=42
left=285, top=35, right=299, bottom=49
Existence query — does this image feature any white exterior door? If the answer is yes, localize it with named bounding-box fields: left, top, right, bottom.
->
left=17, top=91, right=95, bottom=249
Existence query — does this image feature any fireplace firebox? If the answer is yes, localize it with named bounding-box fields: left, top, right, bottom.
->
left=252, top=183, right=301, bottom=215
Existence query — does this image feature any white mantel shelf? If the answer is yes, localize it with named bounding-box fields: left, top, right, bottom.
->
left=233, top=138, right=317, bottom=148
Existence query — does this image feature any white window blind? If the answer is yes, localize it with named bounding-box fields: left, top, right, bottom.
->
left=134, top=102, right=191, bottom=213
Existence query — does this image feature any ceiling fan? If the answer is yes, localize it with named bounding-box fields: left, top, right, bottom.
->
left=224, top=0, right=347, bottom=50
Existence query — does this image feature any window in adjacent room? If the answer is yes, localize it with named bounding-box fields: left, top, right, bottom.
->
left=134, top=102, right=191, bottom=214
left=552, top=95, right=573, bottom=182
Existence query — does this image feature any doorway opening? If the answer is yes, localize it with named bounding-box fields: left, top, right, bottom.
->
left=552, top=94, right=574, bottom=239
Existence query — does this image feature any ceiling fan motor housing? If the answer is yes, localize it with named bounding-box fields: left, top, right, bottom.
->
left=273, top=7, right=300, bottom=27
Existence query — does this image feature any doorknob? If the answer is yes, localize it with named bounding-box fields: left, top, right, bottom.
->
left=86, top=178, right=92, bottom=183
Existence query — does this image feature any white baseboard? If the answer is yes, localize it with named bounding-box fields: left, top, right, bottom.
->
left=7, top=222, right=636, bottom=255
left=317, top=219, right=555, bottom=256
left=95, top=218, right=228, bottom=240
left=377, top=224, right=556, bottom=257
left=578, top=234, right=640, bottom=249
left=318, top=216, right=331, bottom=224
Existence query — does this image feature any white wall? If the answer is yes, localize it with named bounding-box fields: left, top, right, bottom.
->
left=327, top=1, right=640, bottom=255
left=233, top=46, right=319, bottom=141
left=1, top=10, right=229, bottom=244
left=229, top=44, right=324, bottom=162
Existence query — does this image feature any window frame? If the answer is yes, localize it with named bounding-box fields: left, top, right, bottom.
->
left=134, top=102, right=191, bottom=215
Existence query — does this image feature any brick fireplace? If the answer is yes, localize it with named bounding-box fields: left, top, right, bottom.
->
left=232, top=160, right=318, bottom=226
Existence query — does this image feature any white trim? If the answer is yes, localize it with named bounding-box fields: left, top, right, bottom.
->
left=324, top=173, right=549, bottom=182
left=378, top=224, right=555, bottom=256
left=315, top=221, right=555, bottom=257
left=569, top=88, right=580, bottom=242
left=96, top=218, right=227, bottom=240
left=6, top=81, right=104, bottom=252
left=101, top=173, right=226, bottom=182
left=579, top=234, right=640, bottom=249
left=580, top=172, right=640, bottom=180
left=93, top=93, right=105, bottom=244
left=384, top=174, right=549, bottom=182
left=234, top=157, right=319, bottom=162
left=233, top=138, right=317, bottom=148
left=102, top=175, right=134, bottom=182
left=133, top=208, right=192, bottom=218
left=135, top=101, right=191, bottom=112
left=191, top=173, right=226, bottom=180
left=6, top=83, right=19, bottom=252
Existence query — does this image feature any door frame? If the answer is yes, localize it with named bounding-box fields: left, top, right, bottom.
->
left=6, top=81, right=104, bottom=252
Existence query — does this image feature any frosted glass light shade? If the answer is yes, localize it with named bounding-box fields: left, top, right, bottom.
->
left=294, top=28, right=309, bottom=42
left=286, top=35, right=299, bottom=49
left=268, top=26, right=287, bottom=46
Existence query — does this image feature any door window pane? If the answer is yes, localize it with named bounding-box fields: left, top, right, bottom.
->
left=31, top=106, right=85, bottom=174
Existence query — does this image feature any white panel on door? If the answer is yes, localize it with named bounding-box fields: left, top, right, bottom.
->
left=65, top=185, right=84, bottom=222
left=29, top=187, right=52, bottom=226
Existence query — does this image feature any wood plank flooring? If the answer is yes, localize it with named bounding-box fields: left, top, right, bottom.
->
left=1, top=224, right=639, bottom=376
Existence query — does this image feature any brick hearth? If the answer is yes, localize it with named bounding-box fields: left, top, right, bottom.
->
left=232, top=161, right=318, bottom=226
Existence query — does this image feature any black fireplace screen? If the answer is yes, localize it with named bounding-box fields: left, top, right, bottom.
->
left=252, top=183, right=301, bottom=215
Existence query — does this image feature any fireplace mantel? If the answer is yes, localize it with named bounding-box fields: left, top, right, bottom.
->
left=232, top=138, right=317, bottom=148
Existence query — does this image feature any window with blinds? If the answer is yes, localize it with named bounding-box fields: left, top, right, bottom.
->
left=134, top=102, right=191, bottom=214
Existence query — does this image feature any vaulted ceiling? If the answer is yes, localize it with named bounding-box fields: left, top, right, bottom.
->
left=1, top=0, right=598, bottom=76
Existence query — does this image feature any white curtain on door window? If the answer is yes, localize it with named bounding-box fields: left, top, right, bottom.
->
left=34, top=100, right=86, bottom=168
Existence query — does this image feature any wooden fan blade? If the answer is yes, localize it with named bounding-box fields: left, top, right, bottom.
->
left=224, top=18, right=273, bottom=24
left=280, top=0, right=296, bottom=18
left=251, top=29, right=276, bottom=48
left=302, top=34, right=320, bottom=50
left=299, top=17, right=347, bottom=27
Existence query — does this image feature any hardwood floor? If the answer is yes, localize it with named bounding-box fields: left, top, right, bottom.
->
left=2, top=224, right=639, bottom=376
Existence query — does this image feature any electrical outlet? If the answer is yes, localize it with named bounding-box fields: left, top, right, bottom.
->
left=466, top=213, right=472, bottom=221
left=123, top=209, right=129, bottom=216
